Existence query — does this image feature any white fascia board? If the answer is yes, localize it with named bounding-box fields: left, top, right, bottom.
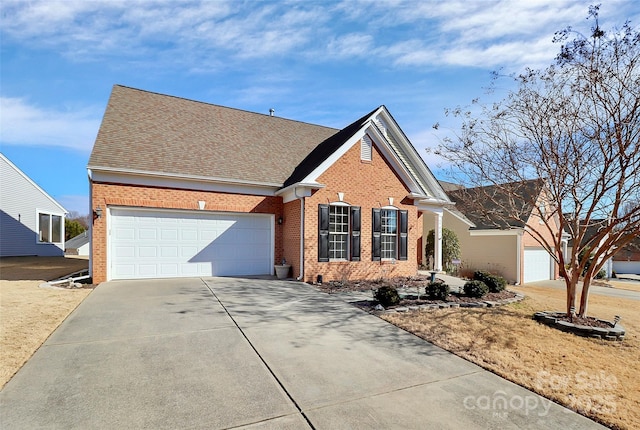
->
left=276, top=182, right=324, bottom=204
left=469, top=228, right=524, bottom=236
left=300, top=127, right=369, bottom=184
left=366, top=125, right=425, bottom=196
left=90, top=168, right=279, bottom=197
left=2, top=153, right=67, bottom=214
left=443, top=207, right=476, bottom=227
left=376, top=108, right=452, bottom=203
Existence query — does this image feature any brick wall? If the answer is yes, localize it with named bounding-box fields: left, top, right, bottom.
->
left=302, top=140, right=421, bottom=283
left=90, top=182, right=283, bottom=283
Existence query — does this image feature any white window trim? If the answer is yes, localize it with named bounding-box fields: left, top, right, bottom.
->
left=35, top=209, right=65, bottom=244
left=329, top=203, right=350, bottom=261
left=380, top=208, right=398, bottom=260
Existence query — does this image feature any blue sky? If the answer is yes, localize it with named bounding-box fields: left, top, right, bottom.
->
left=1, top=0, right=638, bottom=215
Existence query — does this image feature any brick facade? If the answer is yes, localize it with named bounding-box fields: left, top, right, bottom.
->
left=302, top=140, right=421, bottom=283
left=90, top=183, right=284, bottom=283
left=91, top=139, right=422, bottom=284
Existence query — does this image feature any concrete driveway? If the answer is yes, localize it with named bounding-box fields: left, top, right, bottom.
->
left=0, top=278, right=605, bottom=429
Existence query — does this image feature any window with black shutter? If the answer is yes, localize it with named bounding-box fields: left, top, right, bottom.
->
left=318, top=204, right=361, bottom=262
left=372, top=208, right=408, bottom=261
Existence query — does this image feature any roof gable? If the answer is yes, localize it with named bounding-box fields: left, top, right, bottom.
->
left=283, top=106, right=451, bottom=202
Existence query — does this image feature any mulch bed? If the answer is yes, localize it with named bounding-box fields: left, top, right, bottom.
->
left=554, top=314, right=613, bottom=329
left=312, top=275, right=518, bottom=307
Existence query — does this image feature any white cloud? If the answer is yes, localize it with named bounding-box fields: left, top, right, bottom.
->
left=1, top=0, right=637, bottom=74
left=0, top=97, right=100, bottom=152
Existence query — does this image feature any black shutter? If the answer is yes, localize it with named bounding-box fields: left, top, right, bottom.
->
left=398, top=210, right=408, bottom=261
left=350, top=206, right=361, bottom=261
left=318, top=204, right=329, bottom=262
left=372, top=208, right=381, bottom=261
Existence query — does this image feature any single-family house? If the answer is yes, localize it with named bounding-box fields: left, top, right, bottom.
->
left=437, top=179, right=564, bottom=285
left=87, top=85, right=452, bottom=283
left=613, top=238, right=640, bottom=275
left=65, top=231, right=90, bottom=257
left=0, top=153, right=67, bottom=257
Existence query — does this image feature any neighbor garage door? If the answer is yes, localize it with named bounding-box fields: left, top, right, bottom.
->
left=109, top=208, right=273, bottom=280
left=523, top=248, right=552, bottom=283
left=613, top=261, right=640, bottom=275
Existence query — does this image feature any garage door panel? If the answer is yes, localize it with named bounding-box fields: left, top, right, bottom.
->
left=110, top=209, right=273, bottom=280
left=524, top=248, right=552, bottom=283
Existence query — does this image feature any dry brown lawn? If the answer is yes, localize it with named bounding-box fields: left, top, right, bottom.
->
left=608, top=280, right=640, bottom=293
left=382, top=285, right=639, bottom=430
left=0, top=281, right=92, bottom=388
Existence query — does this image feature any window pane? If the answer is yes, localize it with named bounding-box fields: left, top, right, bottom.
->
left=380, top=209, right=397, bottom=259
left=39, top=213, right=50, bottom=242
left=329, top=205, right=349, bottom=259
left=52, top=215, right=62, bottom=242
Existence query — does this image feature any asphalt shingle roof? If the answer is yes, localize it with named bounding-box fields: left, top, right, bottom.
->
left=88, top=85, right=340, bottom=186
left=446, top=179, right=544, bottom=230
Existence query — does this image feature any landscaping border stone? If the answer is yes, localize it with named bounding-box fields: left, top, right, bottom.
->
left=377, top=291, right=524, bottom=314
left=533, top=311, right=625, bottom=341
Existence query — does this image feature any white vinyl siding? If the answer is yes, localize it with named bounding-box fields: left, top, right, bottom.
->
left=0, top=154, right=66, bottom=257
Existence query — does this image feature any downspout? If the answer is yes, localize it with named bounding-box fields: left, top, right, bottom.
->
left=295, top=188, right=305, bottom=281
left=88, top=169, right=93, bottom=280
left=516, top=230, right=522, bottom=285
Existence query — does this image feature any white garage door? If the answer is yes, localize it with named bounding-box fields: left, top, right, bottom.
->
left=523, top=248, right=552, bottom=283
left=109, top=208, right=273, bottom=280
left=613, top=261, right=640, bottom=275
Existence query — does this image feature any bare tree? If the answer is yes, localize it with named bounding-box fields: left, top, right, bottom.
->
left=436, top=6, right=640, bottom=317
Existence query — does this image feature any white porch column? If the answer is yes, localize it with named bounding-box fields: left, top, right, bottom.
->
left=434, top=211, right=443, bottom=272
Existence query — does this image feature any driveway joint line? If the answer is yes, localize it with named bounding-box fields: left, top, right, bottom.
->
left=202, top=279, right=316, bottom=430
left=300, top=370, right=485, bottom=414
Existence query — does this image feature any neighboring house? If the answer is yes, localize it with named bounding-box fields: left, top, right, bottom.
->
left=0, top=153, right=67, bottom=257
left=566, top=219, right=614, bottom=278
left=87, top=85, right=452, bottom=283
left=437, top=179, right=563, bottom=285
left=65, top=231, right=90, bottom=256
left=613, top=237, right=640, bottom=275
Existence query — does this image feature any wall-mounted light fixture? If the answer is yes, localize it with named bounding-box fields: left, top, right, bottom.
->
left=338, top=192, right=344, bottom=202
left=278, top=216, right=283, bottom=225
left=93, top=207, right=103, bottom=220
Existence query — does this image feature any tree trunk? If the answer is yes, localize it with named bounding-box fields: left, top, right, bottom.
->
left=565, top=277, right=577, bottom=317
left=578, top=276, right=592, bottom=317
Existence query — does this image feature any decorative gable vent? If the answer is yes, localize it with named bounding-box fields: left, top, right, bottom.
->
left=361, top=135, right=372, bottom=161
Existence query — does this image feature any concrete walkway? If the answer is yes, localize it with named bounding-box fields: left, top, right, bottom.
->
left=0, top=278, right=606, bottom=429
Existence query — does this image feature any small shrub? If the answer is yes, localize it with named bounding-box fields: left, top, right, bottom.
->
left=426, top=281, right=450, bottom=301
left=596, top=269, right=607, bottom=279
left=473, top=270, right=506, bottom=293
left=374, top=286, right=400, bottom=307
left=464, top=280, right=489, bottom=298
